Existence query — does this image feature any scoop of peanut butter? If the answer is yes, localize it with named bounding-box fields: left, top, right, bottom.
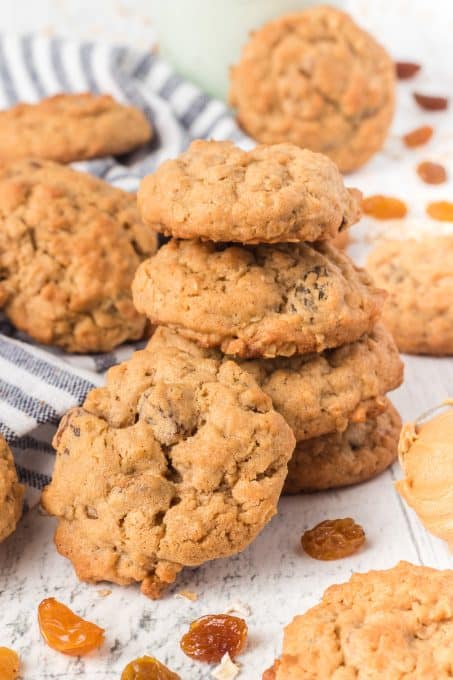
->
left=396, top=405, right=453, bottom=548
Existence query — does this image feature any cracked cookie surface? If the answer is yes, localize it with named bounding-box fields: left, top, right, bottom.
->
left=367, top=236, right=453, bottom=355
left=133, top=239, right=385, bottom=358
left=284, top=398, right=401, bottom=493
left=41, top=344, right=295, bottom=598
left=230, top=6, right=395, bottom=173
left=0, top=159, right=158, bottom=353
left=265, top=562, right=453, bottom=679
left=138, top=140, right=361, bottom=243
left=0, top=93, right=152, bottom=163
left=148, top=324, right=403, bottom=442
left=0, top=434, right=24, bottom=543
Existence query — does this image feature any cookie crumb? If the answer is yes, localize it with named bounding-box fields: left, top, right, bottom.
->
left=212, top=653, right=240, bottom=680
left=97, top=589, right=112, bottom=597
left=398, top=422, right=418, bottom=457
left=224, top=602, right=252, bottom=618
left=175, top=590, right=198, bottom=602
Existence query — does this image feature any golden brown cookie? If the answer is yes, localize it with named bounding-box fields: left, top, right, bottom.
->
left=0, top=159, right=158, bottom=353
left=138, top=140, right=361, bottom=243
left=41, top=344, right=295, bottom=598
left=284, top=398, right=401, bottom=493
left=0, top=434, right=24, bottom=543
left=133, top=239, right=385, bottom=358
left=367, top=236, right=453, bottom=355
left=265, top=562, right=453, bottom=679
left=330, top=230, right=349, bottom=249
left=0, top=93, right=152, bottom=163
left=148, top=324, right=403, bottom=442
left=230, top=6, right=395, bottom=173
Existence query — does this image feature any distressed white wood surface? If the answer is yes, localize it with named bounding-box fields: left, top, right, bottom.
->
left=0, top=1, right=452, bottom=678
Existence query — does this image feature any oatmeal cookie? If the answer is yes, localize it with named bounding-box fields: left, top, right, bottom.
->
left=264, top=562, right=453, bottom=679
left=367, top=236, right=453, bottom=355
left=230, top=6, right=395, bottom=173
left=133, top=239, right=385, bottom=358
left=0, top=93, right=151, bottom=163
left=284, top=398, right=401, bottom=493
left=0, top=434, right=24, bottom=543
left=138, top=140, right=361, bottom=243
left=148, top=324, right=403, bottom=442
left=331, top=230, right=349, bottom=249
left=41, top=345, right=295, bottom=598
left=0, top=159, right=157, bottom=353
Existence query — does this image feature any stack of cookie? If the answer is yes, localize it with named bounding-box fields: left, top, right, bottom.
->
left=41, top=139, right=404, bottom=599
left=133, top=140, right=404, bottom=493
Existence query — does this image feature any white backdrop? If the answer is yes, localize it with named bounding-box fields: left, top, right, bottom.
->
left=0, top=2, right=452, bottom=679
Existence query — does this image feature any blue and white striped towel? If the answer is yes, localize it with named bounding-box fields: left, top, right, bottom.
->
left=0, top=33, right=251, bottom=498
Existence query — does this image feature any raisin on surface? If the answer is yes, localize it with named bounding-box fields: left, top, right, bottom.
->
left=413, top=93, right=448, bottom=111
left=403, top=125, right=433, bottom=148
left=395, top=61, right=421, bottom=79
left=121, top=655, right=181, bottom=679
left=362, top=195, right=407, bottom=220
left=427, top=201, right=453, bottom=221
left=0, top=648, right=20, bottom=680
left=301, top=518, right=365, bottom=560
left=38, top=597, right=104, bottom=656
left=180, top=614, right=248, bottom=663
left=417, top=162, right=447, bottom=185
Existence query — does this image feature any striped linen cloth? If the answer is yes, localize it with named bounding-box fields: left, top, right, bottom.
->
left=0, top=33, right=251, bottom=498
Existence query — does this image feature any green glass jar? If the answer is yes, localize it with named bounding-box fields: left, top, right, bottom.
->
left=151, top=0, right=344, bottom=101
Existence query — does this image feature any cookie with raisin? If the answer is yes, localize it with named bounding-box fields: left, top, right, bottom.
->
left=133, top=239, right=385, bottom=358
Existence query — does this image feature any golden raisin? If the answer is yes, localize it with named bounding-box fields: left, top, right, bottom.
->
left=38, top=597, right=105, bottom=656
left=413, top=92, right=449, bottom=111
left=0, top=648, right=20, bottom=680
left=403, top=125, right=433, bottom=148
left=121, top=655, right=180, bottom=680
left=180, top=614, right=248, bottom=663
left=362, top=195, right=407, bottom=220
left=426, top=201, right=453, bottom=222
left=417, top=162, right=447, bottom=185
left=395, top=61, right=421, bottom=79
left=301, top=518, right=365, bottom=560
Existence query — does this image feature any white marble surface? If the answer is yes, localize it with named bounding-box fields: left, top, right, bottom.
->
left=1, top=1, right=453, bottom=679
